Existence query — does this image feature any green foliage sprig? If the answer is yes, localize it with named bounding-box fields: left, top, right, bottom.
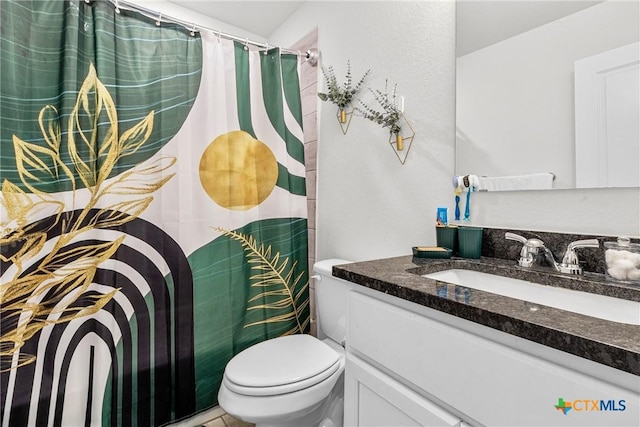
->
left=357, top=80, right=402, bottom=135
left=317, top=61, right=370, bottom=109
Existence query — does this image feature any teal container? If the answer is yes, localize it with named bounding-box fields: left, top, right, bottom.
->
left=436, top=226, right=458, bottom=255
left=458, top=226, right=483, bottom=259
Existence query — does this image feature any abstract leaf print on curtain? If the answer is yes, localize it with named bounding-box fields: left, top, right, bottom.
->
left=189, top=33, right=309, bottom=412
left=1, top=1, right=308, bottom=425
left=1, top=0, right=202, bottom=425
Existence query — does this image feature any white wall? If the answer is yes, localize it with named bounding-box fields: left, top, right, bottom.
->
left=456, top=0, right=639, bottom=189
left=467, top=187, right=639, bottom=237
left=270, top=1, right=457, bottom=262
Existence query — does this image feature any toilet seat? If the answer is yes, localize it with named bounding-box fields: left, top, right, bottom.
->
left=223, top=334, right=341, bottom=397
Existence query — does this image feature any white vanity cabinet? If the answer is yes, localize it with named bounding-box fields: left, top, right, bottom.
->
left=345, top=355, right=462, bottom=426
left=344, top=291, right=639, bottom=427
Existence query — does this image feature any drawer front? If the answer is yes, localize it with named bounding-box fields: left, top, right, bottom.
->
left=347, top=291, right=639, bottom=426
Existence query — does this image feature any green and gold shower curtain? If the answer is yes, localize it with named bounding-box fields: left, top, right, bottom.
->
left=0, top=1, right=308, bottom=425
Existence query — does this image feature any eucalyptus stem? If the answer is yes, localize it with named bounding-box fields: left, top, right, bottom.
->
left=356, top=80, right=403, bottom=136
left=317, top=61, right=370, bottom=110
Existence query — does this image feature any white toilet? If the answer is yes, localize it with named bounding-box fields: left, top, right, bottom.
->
left=217, top=259, right=356, bottom=427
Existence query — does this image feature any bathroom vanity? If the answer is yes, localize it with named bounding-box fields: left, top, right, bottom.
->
left=334, top=256, right=640, bottom=427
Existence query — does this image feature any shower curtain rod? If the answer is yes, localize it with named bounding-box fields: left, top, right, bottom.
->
left=102, top=0, right=312, bottom=59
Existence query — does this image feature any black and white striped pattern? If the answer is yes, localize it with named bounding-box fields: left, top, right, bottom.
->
left=1, top=210, right=196, bottom=426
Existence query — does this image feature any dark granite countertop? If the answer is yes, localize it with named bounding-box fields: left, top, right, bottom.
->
left=332, top=256, right=640, bottom=376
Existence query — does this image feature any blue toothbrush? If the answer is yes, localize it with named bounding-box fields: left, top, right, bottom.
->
left=462, top=174, right=478, bottom=221
left=464, top=188, right=471, bottom=221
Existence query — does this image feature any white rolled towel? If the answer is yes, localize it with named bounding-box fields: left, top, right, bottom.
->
left=478, top=172, right=555, bottom=191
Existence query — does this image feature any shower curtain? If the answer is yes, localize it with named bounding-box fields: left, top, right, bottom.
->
left=0, top=1, right=309, bottom=426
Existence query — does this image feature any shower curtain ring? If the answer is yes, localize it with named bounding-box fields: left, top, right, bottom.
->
left=263, top=43, right=269, bottom=55
left=114, top=0, right=120, bottom=13
left=156, top=12, right=162, bottom=26
left=244, top=38, right=249, bottom=50
left=190, top=23, right=196, bottom=36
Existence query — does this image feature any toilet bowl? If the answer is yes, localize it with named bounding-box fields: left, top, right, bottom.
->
left=218, top=259, right=355, bottom=427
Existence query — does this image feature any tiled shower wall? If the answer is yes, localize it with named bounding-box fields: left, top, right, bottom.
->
left=291, top=29, right=319, bottom=335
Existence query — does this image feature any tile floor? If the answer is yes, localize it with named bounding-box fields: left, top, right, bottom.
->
left=167, top=406, right=253, bottom=427
left=201, top=413, right=254, bottom=427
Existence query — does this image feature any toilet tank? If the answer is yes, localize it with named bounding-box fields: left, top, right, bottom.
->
left=313, top=259, right=358, bottom=343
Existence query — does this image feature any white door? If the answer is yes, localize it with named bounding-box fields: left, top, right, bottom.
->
left=575, top=42, right=640, bottom=188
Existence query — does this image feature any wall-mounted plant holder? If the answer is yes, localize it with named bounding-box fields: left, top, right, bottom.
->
left=357, top=80, right=414, bottom=164
left=317, top=61, right=370, bottom=136
left=337, top=106, right=354, bottom=134
left=388, top=113, right=415, bottom=165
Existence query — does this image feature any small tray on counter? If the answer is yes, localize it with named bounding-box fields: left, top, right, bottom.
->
left=412, top=246, right=452, bottom=259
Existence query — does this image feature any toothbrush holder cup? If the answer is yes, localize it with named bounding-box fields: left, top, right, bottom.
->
left=458, top=226, right=483, bottom=259
left=436, top=226, right=458, bottom=255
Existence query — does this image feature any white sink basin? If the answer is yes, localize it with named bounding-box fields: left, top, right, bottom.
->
left=424, top=269, right=640, bottom=325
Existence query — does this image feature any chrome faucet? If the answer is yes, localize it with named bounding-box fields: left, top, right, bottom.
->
left=558, top=239, right=601, bottom=274
left=505, top=232, right=599, bottom=275
left=505, top=232, right=547, bottom=268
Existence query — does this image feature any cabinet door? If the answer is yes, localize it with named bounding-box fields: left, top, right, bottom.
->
left=345, top=355, right=461, bottom=427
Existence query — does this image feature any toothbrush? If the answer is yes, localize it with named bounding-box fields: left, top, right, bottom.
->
left=452, top=176, right=461, bottom=221
left=463, top=175, right=479, bottom=221
left=464, top=187, right=471, bottom=221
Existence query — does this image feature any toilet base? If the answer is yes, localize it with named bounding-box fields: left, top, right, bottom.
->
left=221, top=371, right=344, bottom=427
left=253, top=392, right=343, bottom=427
left=318, top=395, right=343, bottom=427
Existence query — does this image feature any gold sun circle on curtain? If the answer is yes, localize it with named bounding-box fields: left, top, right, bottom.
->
left=199, top=130, right=279, bottom=210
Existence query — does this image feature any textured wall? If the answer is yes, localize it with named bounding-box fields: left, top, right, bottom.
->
left=271, top=1, right=457, bottom=262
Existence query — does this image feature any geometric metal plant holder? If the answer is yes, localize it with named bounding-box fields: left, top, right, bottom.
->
left=387, top=112, right=415, bottom=165
left=337, top=106, right=354, bottom=135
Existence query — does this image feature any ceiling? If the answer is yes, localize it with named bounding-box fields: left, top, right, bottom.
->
left=167, top=1, right=304, bottom=38
left=456, top=0, right=604, bottom=56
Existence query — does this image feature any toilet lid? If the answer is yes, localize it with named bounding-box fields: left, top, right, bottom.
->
left=223, top=334, right=341, bottom=396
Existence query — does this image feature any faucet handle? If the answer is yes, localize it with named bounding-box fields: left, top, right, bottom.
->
left=505, top=232, right=544, bottom=249
left=505, top=232, right=531, bottom=266
left=560, top=239, right=600, bottom=275
left=505, top=232, right=545, bottom=267
left=505, top=232, right=527, bottom=244
left=566, top=239, right=600, bottom=251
